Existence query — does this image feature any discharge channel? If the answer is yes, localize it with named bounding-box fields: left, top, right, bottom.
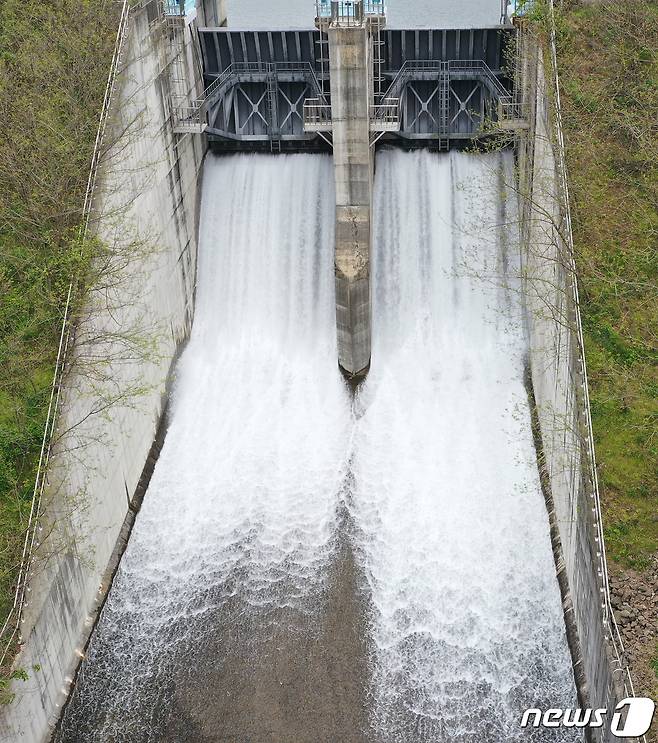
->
left=56, top=151, right=578, bottom=742
left=351, top=149, right=578, bottom=741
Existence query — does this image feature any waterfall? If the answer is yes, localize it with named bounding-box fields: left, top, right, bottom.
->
left=57, top=154, right=355, bottom=741
left=57, top=151, right=577, bottom=743
left=351, top=149, right=578, bottom=741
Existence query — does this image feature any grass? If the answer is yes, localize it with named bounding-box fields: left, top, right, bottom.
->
left=0, top=0, right=120, bottom=646
left=556, top=0, right=658, bottom=571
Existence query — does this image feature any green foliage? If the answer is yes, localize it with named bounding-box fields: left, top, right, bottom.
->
left=558, top=0, right=658, bottom=570
left=604, top=518, right=654, bottom=572
left=584, top=318, right=644, bottom=367
left=0, top=668, right=29, bottom=705
left=0, top=0, right=120, bottom=646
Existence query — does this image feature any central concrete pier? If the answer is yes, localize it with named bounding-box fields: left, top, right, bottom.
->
left=316, top=1, right=386, bottom=377
left=330, top=19, right=373, bottom=377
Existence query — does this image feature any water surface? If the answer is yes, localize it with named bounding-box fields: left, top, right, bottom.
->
left=225, top=0, right=502, bottom=28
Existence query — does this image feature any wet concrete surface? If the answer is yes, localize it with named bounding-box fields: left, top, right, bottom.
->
left=161, top=535, right=376, bottom=743
left=55, top=510, right=378, bottom=743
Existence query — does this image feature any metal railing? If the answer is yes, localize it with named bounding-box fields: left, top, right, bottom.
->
left=162, top=0, right=184, bottom=15
left=385, top=59, right=507, bottom=96
left=303, top=98, right=332, bottom=129
left=147, top=0, right=186, bottom=31
left=370, top=97, right=400, bottom=130
left=316, top=0, right=385, bottom=24
left=163, top=0, right=194, bottom=13
left=451, top=59, right=509, bottom=96
left=172, top=104, right=204, bottom=132
left=0, top=0, right=132, bottom=672
left=498, top=98, right=526, bottom=121
left=302, top=96, right=400, bottom=133
left=383, top=59, right=522, bottom=125
left=361, top=0, right=385, bottom=14
left=383, top=60, right=438, bottom=101
left=174, top=61, right=325, bottom=134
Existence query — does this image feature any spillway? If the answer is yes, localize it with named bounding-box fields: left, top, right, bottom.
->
left=351, top=149, right=578, bottom=741
left=56, top=151, right=577, bottom=742
left=56, top=153, right=359, bottom=742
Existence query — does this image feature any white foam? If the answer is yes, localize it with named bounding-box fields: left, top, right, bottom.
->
left=120, top=153, right=352, bottom=616
left=60, top=150, right=578, bottom=742
left=349, top=149, right=578, bottom=741
left=57, top=154, right=352, bottom=739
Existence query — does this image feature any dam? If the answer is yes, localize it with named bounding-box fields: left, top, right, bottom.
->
left=0, top=1, right=637, bottom=742
left=54, top=151, right=578, bottom=741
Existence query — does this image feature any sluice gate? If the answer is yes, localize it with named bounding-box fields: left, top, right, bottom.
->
left=187, top=22, right=518, bottom=148
left=181, top=1, right=523, bottom=376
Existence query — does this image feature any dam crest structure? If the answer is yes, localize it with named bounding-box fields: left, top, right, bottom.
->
left=180, top=0, right=522, bottom=377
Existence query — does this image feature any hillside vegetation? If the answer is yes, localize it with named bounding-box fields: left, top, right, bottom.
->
left=556, top=0, right=657, bottom=570
left=0, top=0, right=120, bottom=636
left=556, top=0, right=658, bottom=710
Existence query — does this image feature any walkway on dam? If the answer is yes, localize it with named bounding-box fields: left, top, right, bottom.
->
left=226, top=0, right=502, bottom=29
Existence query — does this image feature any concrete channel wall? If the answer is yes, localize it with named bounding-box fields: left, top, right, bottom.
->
left=518, top=30, right=633, bottom=742
left=0, top=4, right=216, bottom=740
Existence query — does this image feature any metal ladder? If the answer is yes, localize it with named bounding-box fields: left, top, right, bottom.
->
left=266, top=63, right=281, bottom=153
left=169, top=42, right=187, bottom=115
left=370, top=14, right=385, bottom=102
left=154, top=0, right=188, bottom=128
left=438, top=60, right=450, bottom=151
left=315, top=15, right=330, bottom=102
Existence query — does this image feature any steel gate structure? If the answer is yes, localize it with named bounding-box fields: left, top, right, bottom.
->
left=183, top=25, right=520, bottom=150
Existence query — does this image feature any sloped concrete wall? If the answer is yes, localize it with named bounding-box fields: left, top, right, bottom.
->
left=0, top=6, right=214, bottom=741
left=518, top=36, right=628, bottom=742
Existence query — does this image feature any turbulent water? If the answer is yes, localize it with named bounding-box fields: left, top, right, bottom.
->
left=351, top=150, right=578, bottom=741
left=56, top=154, right=356, bottom=742
left=57, top=151, right=578, bottom=742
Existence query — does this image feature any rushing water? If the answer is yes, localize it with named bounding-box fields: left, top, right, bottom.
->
left=226, top=0, right=502, bottom=29
left=57, top=151, right=577, bottom=742
left=352, top=150, right=578, bottom=741
left=56, top=154, right=357, bottom=742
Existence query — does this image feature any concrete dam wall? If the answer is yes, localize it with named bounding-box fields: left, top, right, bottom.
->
left=0, top=3, right=211, bottom=740
left=517, top=26, right=632, bottom=742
